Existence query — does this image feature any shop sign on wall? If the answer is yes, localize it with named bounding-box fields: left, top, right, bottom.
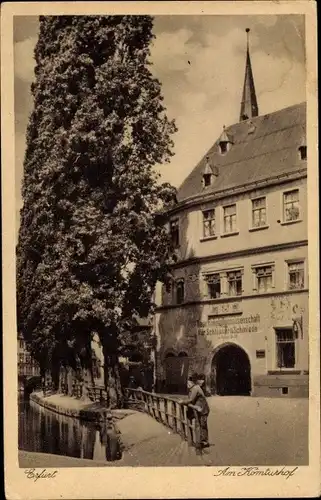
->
left=197, top=314, right=260, bottom=340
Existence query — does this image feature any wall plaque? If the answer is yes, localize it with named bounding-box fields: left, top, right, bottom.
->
left=209, top=301, right=242, bottom=317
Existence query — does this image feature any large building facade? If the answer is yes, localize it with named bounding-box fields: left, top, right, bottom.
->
left=154, top=31, right=308, bottom=398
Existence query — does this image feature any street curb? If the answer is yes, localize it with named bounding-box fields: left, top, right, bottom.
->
left=30, top=392, right=135, bottom=422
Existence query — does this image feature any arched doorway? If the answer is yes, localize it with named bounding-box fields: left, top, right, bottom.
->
left=211, top=344, right=251, bottom=396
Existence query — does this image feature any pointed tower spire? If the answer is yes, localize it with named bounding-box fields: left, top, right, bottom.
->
left=240, top=28, right=259, bottom=122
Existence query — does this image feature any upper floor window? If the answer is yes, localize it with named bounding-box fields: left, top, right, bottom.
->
left=202, top=209, right=216, bottom=238
left=203, top=173, right=212, bottom=187
left=252, top=197, right=267, bottom=228
left=227, top=270, right=242, bottom=296
left=175, top=280, right=185, bottom=305
left=219, top=141, right=228, bottom=154
left=223, top=204, right=237, bottom=233
left=253, top=265, right=274, bottom=293
left=283, top=189, right=300, bottom=222
left=170, top=219, right=179, bottom=248
left=275, top=328, right=296, bottom=369
left=206, top=273, right=221, bottom=299
left=288, top=261, right=305, bottom=290
left=298, top=145, right=307, bottom=161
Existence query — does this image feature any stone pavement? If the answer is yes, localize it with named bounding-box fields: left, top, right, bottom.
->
left=19, top=450, right=117, bottom=468
left=203, top=396, right=308, bottom=466
left=117, top=395, right=308, bottom=467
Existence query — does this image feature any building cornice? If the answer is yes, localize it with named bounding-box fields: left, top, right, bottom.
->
left=170, top=168, right=307, bottom=216
left=155, top=288, right=309, bottom=313
left=171, top=239, right=308, bottom=270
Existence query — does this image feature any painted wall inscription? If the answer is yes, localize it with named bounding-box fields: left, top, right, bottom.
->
left=197, top=314, right=260, bottom=339
left=270, top=295, right=305, bottom=321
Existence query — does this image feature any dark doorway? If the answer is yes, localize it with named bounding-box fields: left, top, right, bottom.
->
left=164, top=352, right=189, bottom=394
left=212, top=344, right=251, bottom=396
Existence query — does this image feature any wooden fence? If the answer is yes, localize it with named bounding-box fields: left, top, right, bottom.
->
left=125, top=388, right=202, bottom=451
left=86, top=385, right=108, bottom=404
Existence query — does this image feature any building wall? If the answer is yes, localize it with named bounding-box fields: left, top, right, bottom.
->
left=155, top=177, right=308, bottom=398
left=18, top=336, right=40, bottom=378
left=172, top=177, right=307, bottom=262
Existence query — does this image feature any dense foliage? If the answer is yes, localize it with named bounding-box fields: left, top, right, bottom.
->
left=16, top=15, right=177, bottom=407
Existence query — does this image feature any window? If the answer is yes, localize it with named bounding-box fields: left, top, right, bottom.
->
left=219, top=141, right=227, bottom=154
left=298, top=145, right=307, bottom=161
left=170, top=219, right=179, bottom=248
left=252, top=197, right=267, bottom=227
left=176, top=280, right=185, bottom=304
left=206, top=274, right=221, bottom=299
left=227, top=270, right=242, bottom=296
left=276, top=329, right=295, bottom=369
left=288, top=261, right=305, bottom=290
left=254, top=265, right=273, bottom=293
left=202, top=209, right=215, bottom=238
left=283, top=190, right=300, bottom=222
left=223, top=204, right=237, bottom=233
left=203, top=173, right=212, bottom=187
left=19, top=353, right=24, bottom=363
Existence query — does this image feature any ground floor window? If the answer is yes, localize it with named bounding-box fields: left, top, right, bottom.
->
left=275, top=328, right=296, bottom=368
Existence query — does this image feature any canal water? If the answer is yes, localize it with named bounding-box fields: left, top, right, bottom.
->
left=18, top=395, right=122, bottom=462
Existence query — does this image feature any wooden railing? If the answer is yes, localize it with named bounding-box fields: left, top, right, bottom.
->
left=124, top=388, right=202, bottom=451
left=86, top=384, right=108, bottom=404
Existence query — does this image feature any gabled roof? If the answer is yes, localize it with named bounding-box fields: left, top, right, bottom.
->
left=177, top=102, right=306, bottom=203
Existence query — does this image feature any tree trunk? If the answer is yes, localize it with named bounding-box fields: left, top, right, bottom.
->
left=51, top=362, right=60, bottom=392
left=102, top=346, right=124, bottom=409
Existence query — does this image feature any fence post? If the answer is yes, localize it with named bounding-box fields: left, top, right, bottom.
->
left=171, top=401, right=177, bottom=433
left=179, top=404, right=186, bottom=440
left=156, top=397, right=161, bottom=421
left=164, top=399, right=169, bottom=427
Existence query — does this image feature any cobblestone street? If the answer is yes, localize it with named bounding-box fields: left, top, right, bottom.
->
left=202, top=396, right=308, bottom=466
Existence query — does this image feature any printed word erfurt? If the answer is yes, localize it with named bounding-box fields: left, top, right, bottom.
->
left=24, top=469, right=58, bottom=482
left=213, top=466, right=298, bottom=480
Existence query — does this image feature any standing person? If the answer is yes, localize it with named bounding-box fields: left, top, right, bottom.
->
left=197, top=373, right=207, bottom=394
left=179, top=373, right=210, bottom=448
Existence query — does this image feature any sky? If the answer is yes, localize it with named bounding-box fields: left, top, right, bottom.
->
left=14, top=15, right=306, bottom=229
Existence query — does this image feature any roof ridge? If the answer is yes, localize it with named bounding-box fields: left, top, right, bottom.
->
left=240, top=101, right=306, bottom=124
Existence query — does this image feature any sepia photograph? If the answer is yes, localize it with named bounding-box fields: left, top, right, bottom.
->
left=2, top=1, right=319, bottom=499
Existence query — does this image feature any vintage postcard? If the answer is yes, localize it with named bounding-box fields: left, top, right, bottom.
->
left=1, top=1, right=319, bottom=498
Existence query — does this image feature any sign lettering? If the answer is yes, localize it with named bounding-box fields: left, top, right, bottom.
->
left=197, top=314, right=260, bottom=338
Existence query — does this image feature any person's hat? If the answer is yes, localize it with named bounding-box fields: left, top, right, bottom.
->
left=188, top=373, right=199, bottom=383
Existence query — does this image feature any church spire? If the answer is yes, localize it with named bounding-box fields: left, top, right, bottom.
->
left=240, top=28, right=259, bottom=122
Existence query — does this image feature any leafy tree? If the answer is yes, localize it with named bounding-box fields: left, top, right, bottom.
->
left=16, top=15, right=177, bottom=407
